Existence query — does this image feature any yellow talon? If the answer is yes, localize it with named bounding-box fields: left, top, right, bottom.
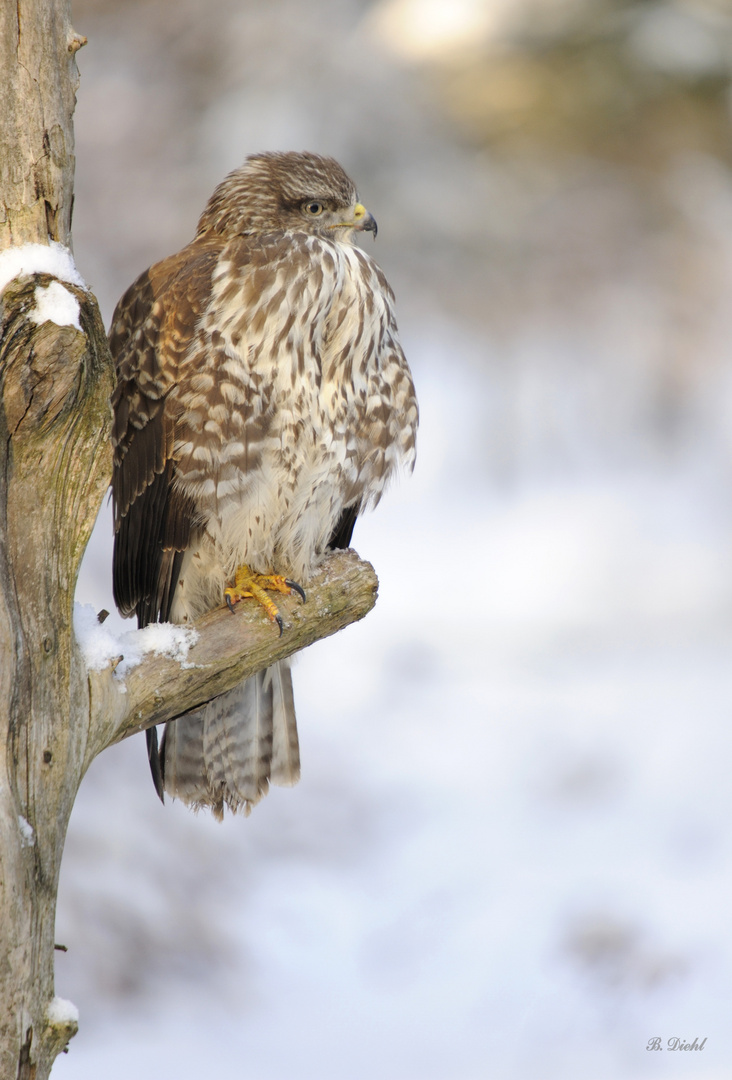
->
left=223, top=565, right=305, bottom=635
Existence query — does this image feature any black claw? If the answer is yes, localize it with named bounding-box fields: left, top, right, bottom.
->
left=285, top=579, right=306, bottom=603
left=275, top=613, right=284, bottom=637
left=225, top=593, right=236, bottom=614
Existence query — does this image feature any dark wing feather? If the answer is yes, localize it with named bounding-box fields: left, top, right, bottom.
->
left=327, top=502, right=360, bottom=550
left=110, top=238, right=220, bottom=627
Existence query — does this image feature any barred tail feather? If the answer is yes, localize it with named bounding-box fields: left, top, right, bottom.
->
left=160, top=662, right=299, bottom=819
left=203, top=675, right=274, bottom=814
left=268, top=660, right=300, bottom=787
left=159, top=706, right=209, bottom=811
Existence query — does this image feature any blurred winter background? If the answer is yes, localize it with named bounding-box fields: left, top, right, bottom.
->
left=56, top=0, right=732, bottom=1077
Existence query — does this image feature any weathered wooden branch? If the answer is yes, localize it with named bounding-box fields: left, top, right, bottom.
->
left=0, top=2, right=381, bottom=1075
left=87, top=549, right=378, bottom=765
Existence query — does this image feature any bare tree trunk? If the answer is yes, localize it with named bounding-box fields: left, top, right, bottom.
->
left=0, top=3, right=379, bottom=1076
left=0, top=3, right=106, bottom=1075
left=0, top=0, right=84, bottom=249
left=0, top=275, right=113, bottom=1079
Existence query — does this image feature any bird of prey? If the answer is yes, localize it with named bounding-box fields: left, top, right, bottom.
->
left=110, top=151, right=418, bottom=818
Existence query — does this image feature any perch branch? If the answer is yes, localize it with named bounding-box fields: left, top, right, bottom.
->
left=86, top=549, right=378, bottom=764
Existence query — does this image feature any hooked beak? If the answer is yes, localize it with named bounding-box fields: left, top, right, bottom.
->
left=353, top=202, right=378, bottom=238
left=328, top=203, right=378, bottom=239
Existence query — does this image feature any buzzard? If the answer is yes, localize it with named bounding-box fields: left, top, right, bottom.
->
left=110, top=151, right=418, bottom=818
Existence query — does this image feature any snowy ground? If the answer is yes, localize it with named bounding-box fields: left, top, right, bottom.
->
left=54, top=337, right=732, bottom=1079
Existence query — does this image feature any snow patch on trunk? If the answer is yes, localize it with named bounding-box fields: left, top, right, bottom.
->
left=17, top=816, right=35, bottom=847
left=30, top=280, right=82, bottom=330
left=46, top=996, right=80, bottom=1026
left=0, top=240, right=87, bottom=295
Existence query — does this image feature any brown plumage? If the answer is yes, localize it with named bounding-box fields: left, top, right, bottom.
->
left=110, top=151, right=418, bottom=818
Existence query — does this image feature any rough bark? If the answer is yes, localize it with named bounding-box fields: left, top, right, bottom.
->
left=0, top=2, right=380, bottom=1076
left=0, top=0, right=84, bottom=248
left=0, top=4, right=95, bottom=1075
left=0, top=270, right=113, bottom=1078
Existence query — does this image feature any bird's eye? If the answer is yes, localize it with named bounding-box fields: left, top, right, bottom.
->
left=304, top=201, right=324, bottom=216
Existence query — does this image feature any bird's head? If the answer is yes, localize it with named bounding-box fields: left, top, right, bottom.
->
left=196, top=151, right=377, bottom=242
